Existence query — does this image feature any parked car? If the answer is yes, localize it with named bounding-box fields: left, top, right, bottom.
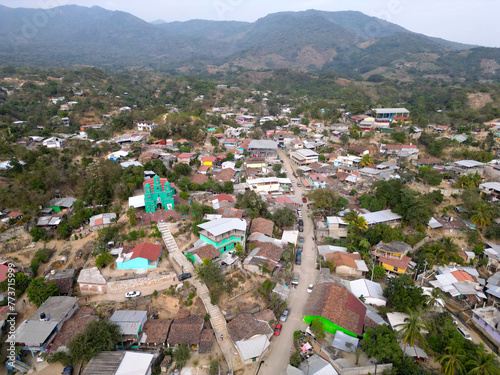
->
left=299, top=225, right=304, bottom=232
left=62, top=366, right=73, bottom=375
left=299, top=235, right=305, bottom=242
left=307, top=284, right=314, bottom=293
left=297, top=245, right=303, bottom=252
left=274, top=323, right=283, bottom=336
left=280, top=309, right=290, bottom=322
left=297, top=183, right=302, bottom=187
left=301, top=192, right=305, bottom=197
left=295, top=254, right=302, bottom=265
left=178, top=273, right=192, bottom=281
left=125, top=291, right=141, bottom=298
left=302, top=197, right=307, bottom=203
left=291, top=179, right=295, bottom=183
left=458, top=326, right=472, bottom=341
left=298, top=219, right=304, bottom=226
left=297, top=210, right=302, bottom=218
left=291, top=273, right=299, bottom=286
left=293, top=172, right=298, bottom=177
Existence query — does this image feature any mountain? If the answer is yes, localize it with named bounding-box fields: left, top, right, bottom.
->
left=150, top=19, right=166, bottom=25
left=0, top=5, right=498, bottom=81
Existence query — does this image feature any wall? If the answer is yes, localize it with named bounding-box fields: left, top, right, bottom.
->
left=107, top=273, right=176, bottom=292
left=117, top=257, right=150, bottom=270
left=79, top=282, right=108, bottom=294
left=472, top=314, right=500, bottom=346
left=303, top=315, right=357, bottom=338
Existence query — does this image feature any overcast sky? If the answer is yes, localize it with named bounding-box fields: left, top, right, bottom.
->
left=2, top=0, right=499, bottom=47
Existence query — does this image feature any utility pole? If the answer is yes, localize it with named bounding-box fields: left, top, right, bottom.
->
left=420, top=260, right=428, bottom=286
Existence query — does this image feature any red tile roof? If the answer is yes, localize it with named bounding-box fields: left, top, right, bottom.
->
left=215, top=194, right=234, bottom=203
left=305, top=282, right=366, bottom=336
left=452, top=270, right=475, bottom=282
left=191, top=245, right=220, bottom=261
left=7, top=211, right=22, bottom=218
left=250, top=218, right=274, bottom=236
left=190, top=173, right=209, bottom=185
left=198, top=165, right=211, bottom=172
left=378, top=256, right=412, bottom=270
left=129, top=243, right=163, bottom=261
left=324, top=252, right=361, bottom=269
left=202, top=156, right=216, bottom=162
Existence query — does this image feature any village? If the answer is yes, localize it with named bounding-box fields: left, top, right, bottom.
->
left=1, top=73, right=500, bottom=375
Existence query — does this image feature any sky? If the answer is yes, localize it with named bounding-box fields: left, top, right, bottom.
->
left=2, top=0, right=500, bottom=47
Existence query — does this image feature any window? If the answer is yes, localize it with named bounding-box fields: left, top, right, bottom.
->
left=394, top=267, right=399, bottom=272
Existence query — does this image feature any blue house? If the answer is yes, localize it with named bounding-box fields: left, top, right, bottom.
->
left=116, top=243, right=162, bottom=270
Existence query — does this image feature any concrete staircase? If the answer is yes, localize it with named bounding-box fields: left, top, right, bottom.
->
left=157, top=223, right=244, bottom=372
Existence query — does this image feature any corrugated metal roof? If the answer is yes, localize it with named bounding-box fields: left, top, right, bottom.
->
left=235, top=335, right=270, bottom=361
left=198, top=218, right=246, bottom=236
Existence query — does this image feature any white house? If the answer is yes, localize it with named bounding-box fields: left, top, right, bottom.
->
left=349, top=279, right=387, bottom=307
left=42, top=137, right=64, bottom=148
left=136, top=121, right=159, bottom=132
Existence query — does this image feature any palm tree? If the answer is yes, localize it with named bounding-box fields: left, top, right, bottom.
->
left=425, top=288, right=443, bottom=313
left=470, top=204, right=494, bottom=227
left=465, top=348, right=500, bottom=375
left=360, top=154, right=373, bottom=167
left=344, top=210, right=368, bottom=231
left=397, top=310, right=427, bottom=348
left=437, top=341, right=467, bottom=375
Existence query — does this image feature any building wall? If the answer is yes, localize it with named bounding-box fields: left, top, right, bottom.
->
left=79, top=282, right=108, bottom=294
left=472, top=314, right=500, bottom=346
left=117, top=257, right=157, bottom=270
left=381, top=263, right=406, bottom=274
left=303, top=315, right=358, bottom=338
left=144, top=176, right=175, bottom=213
left=335, top=265, right=362, bottom=278
left=200, top=234, right=244, bottom=253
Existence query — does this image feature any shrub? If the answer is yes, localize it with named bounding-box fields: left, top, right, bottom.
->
left=95, top=253, right=114, bottom=268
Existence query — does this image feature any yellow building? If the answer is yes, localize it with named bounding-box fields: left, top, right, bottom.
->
left=378, top=256, right=412, bottom=274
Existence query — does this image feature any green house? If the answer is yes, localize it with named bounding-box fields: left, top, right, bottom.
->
left=304, top=282, right=367, bottom=338
left=197, top=218, right=247, bottom=254
left=143, top=175, right=175, bottom=213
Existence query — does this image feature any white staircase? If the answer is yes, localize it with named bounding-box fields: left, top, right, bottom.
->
left=157, top=223, right=243, bottom=372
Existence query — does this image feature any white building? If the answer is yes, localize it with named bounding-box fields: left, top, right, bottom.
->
left=136, top=121, right=158, bottom=132
left=290, top=149, right=319, bottom=166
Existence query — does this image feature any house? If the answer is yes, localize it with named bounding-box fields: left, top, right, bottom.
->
left=480, top=182, right=500, bottom=196
left=108, top=150, right=129, bottom=161
left=81, top=351, right=155, bottom=375
left=453, top=160, right=485, bottom=174
left=378, top=256, right=413, bottom=274
left=185, top=244, right=220, bottom=266
left=177, top=153, right=195, bottom=164
left=116, top=243, right=163, bottom=270
left=201, top=156, right=216, bottom=166
left=7, top=211, right=23, bottom=220
left=304, top=282, right=367, bottom=338
left=227, top=313, right=273, bottom=364
left=290, top=149, right=319, bottom=166
left=325, top=216, right=348, bottom=238
left=349, top=279, right=387, bottom=307
left=298, top=354, right=338, bottom=375
left=89, top=213, right=116, bottom=228
left=136, top=121, right=158, bottom=132
left=191, top=173, right=209, bottom=185
left=198, top=218, right=247, bottom=253
left=167, top=314, right=204, bottom=349
left=49, top=306, right=97, bottom=353
left=250, top=217, right=275, bottom=237
left=198, top=165, right=212, bottom=175
left=77, top=267, right=107, bottom=294
left=243, top=242, right=285, bottom=274
left=429, top=267, right=484, bottom=302
left=42, top=137, right=64, bottom=148
left=46, top=268, right=76, bottom=295
left=372, top=108, right=410, bottom=122
left=213, top=168, right=239, bottom=184
left=324, top=252, right=368, bottom=278
left=110, top=310, right=148, bottom=341
left=224, top=138, right=237, bottom=148
left=247, top=177, right=281, bottom=193
left=48, top=197, right=76, bottom=212
left=360, top=209, right=402, bottom=227
left=140, top=319, right=172, bottom=347
left=199, top=329, right=215, bottom=354
left=471, top=307, right=500, bottom=347
left=413, top=158, right=443, bottom=167
left=380, top=144, right=418, bottom=158
left=372, top=241, right=412, bottom=259
left=245, top=157, right=267, bottom=169
left=307, top=174, right=327, bottom=189
left=248, top=140, right=278, bottom=158
left=14, top=296, right=79, bottom=355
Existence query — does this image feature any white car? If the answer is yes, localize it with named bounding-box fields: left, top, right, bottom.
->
left=298, top=210, right=303, bottom=218
left=125, top=291, right=141, bottom=298
left=307, top=284, right=314, bottom=293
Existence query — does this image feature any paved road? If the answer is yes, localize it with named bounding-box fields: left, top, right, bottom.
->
left=260, top=150, right=320, bottom=375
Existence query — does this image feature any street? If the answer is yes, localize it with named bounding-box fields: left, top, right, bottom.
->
left=259, top=150, right=320, bottom=375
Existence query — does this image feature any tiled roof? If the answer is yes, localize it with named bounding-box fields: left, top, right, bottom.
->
left=7, top=211, right=22, bottom=218
left=215, top=194, right=234, bottom=202
left=378, top=256, right=412, bottom=270
left=218, top=207, right=244, bottom=219
left=202, top=156, right=217, bottom=162
left=250, top=218, right=274, bottom=237
left=305, top=282, right=366, bottom=336
left=452, top=270, right=475, bottom=282
left=50, top=306, right=97, bottom=351
left=129, top=243, right=162, bottom=261
left=190, top=173, right=209, bottom=185
left=199, top=329, right=214, bottom=354
left=255, top=242, right=284, bottom=264
left=192, top=245, right=220, bottom=261
left=167, top=315, right=204, bottom=346
left=325, top=252, right=361, bottom=269
left=215, top=168, right=236, bottom=182
left=198, top=165, right=211, bottom=172
left=253, top=309, right=276, bottom=324
left=227, top=313, right=273, bottom=342
left=142, top=319, right=172, bottom=344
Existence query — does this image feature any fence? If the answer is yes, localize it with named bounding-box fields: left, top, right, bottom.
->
left=106, top=273, right=176, bottom=292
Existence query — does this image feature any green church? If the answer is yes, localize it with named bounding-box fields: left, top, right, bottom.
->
left=143, top=175, right=175, bottom=213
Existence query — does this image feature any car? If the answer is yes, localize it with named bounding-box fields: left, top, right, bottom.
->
left=293, top=173, right=298, bottom=178
left=458, top=326, right=472, bottom=341
left=284, top=169, right=288, bottom=173
left=178, top=273, right=192, bottom=281
left=291, top=273, right=299, bottom=286
left=302, top=197, right=307, bottom=203
left=298, top=210, right=303, bottom=218
left=291, top=179, right=295, bottom=183
left=62, top=366, right=73, bottom=375
left=125, top=291, right=141, bottom=298
left=307, top=284, right=314, bottom=293
left=295, top=254, right=302, bottom=265
left=298, top=219, right=304, bottom=225
left=297, top=245, right=303, bottom=252
left=301, top=193, right=305, bottom=197
left=280, top=309, right=290, bottom=322
left=299, top=235, right=305, bottom=242
left=274, top=323, right=283, bottom=336
left=299, top=225, right=304, bottom=232
left=297, top=183, right=302, bottom=187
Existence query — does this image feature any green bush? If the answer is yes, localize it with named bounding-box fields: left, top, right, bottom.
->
left=95, top=253, right=114, bottom=268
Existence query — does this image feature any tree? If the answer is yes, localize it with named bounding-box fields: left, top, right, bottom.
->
left=30, top=227, right=51, bottom=242
left=340, top=133, right=349, bottom=145
left=437, top=341, right=467, bottom=375
left=173, top=163, right=192, bottom=176
left=465, top=348, right=500, bottom=375
left=95, top=253, right=114, bottom=268
left=272, top=207, right=296, bottom=228
left=67, top=319, right=121, bottom=364
left=383, top=274, right=426, bottom=312
left=0, top=272, right=29, bottom=297
left=366, top=264, right=386, bottom=280
left=290, top=352, right=303, bottom=367
left=26, top=278, right=59, bottom=307
left=225, top=152, right=234, bottom=161
left=425, top=288, right=443, bottom=313
left=197, top=259, right=229, bottom=304
left=361, top=324, right=402, bottom=363
left=126, top=207, right=137, bottom=226
left=470, top=204, right=494, bottom=227
left=310, top=318, right=326, bottom=339
left=343, top=210, right=368, bottom=231
left=308, top=189, right=349, bottom=216
left=397, top=310, right=427, bottom=348
left=209, top=360, right=220, bottom=375
left=175, top=203, right=191, bottom=216
left=236, top=190, right=268, bottom=219
left=273, top=163, right=283, bottom=175
left=173, top=342, right=191, bottom=369
left=360, top=154, right=373, bottom=167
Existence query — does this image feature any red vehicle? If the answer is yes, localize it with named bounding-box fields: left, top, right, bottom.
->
left=302, top=197, right=307, bottom=203
left=274, top=323, right=283, bottom=336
